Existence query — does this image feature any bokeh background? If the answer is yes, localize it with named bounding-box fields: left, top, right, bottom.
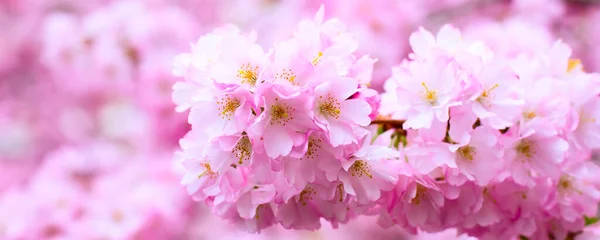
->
left=1, top=0, right=600, bottom=239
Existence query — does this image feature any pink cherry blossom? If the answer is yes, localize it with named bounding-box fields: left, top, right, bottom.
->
left=389, top=57, right=462, bottom=129
left=501, top=128, right=568, bottom=187
left=450, top=126, right=504, bottom=186
left=188, top=85, right=254, bottom=138
left=337, top=138, right=401, bottom=204
left=313, top=77, right=371, bottom=147
left=248, top=83, right=316, bottom=158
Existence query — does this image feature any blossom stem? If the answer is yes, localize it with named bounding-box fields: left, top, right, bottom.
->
left=369, top=119, right=405, bottom=127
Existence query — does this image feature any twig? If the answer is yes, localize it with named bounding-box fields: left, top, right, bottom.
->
left=370, top=119, right=405, bottom=126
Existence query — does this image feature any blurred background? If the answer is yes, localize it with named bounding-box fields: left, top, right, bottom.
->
left=1, top=0, right=600, bottom=239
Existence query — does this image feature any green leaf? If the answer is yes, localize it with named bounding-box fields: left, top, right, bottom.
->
left=399, top=135, right=407, bottom=147
left=392, top=134, right=401, bottom=149
left=585, top=216, right=599, bottom=226
left=519, top=235, right=529, bottom=240
left=377, top=124, right=385, bottom=135
left=371, top=125, right=386, bottom=144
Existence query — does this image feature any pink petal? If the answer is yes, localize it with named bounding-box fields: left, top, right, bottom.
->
left=340, top=99, right=371, bottom=126
left=251, top=185, right=276, bottom=205
left=263, top=125, right=293, bottom=158
left=237, top=194, right=258, bottom=219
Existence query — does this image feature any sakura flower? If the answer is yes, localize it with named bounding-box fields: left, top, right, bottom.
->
left=547, top=162, right=600, bottom=222
left=395, top=177, right=445, bottom=233
left=408, top=24, right=469, bottom=60
left=469, top=59, right=524, bottom=129
left=450, top=126, right=504, bottom=186
left=391, top=57, right=462, bottom=130
left=276, top=183, right=326, bottom=230
left=572, top=96, right=600, bottom=150
left=248, top=83, right=315, bottom=158
left=502, top=128, right=569, bottom=187
left=235, top=184, right=277, bottom=220
left=216, top=200, right=277, bottom=234
left=313, top=77, right=371, bottom=147
left=336, top=140, right=401, bottom=204
left=193, top=25, right=269, bottom=88
left=292, top=6, right=359, bottom=75
left=188, top=85, right=254, bottom=138
left=179, top=151, right=221, bottom=201
left=404, top=141, right=456, bottom=175
left=517, top=75, right=571, bottom=136
left=281, top=131, right=336, bottom=190
left=404, top=119, right=456, bottom=174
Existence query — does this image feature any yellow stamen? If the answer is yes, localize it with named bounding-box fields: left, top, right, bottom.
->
left=302, top=137, right=323, bottom=160
left=515, top=139, right=535, bottom=159
left=420, top=82, right=438, bottom=105
left=567, top=58, right=582, bottom=73
left=411, top=184, right=427, bottom=205
left=457, top=145, right=476, bottom=161
left=275, top=69, right=298, bottom=85
left=198, top=163, right=218, bottom=179
left=579, top=112, right=596, bottom=123
left=232, top=136, right=252, bottom=164
left=270, top=98, right=295, bottom=126
left=481, top=84, right=499, bottom=98
left=558, top=175, right=582, bottom=195
left=523, top=111, right=537, bottom=120
left=349, top=160, right=373, bottom=178
left=311, top=52, right=323, bottom=66
left=237, top=63, right=258, bottom=85
left=318, top=94, right=341, bottom=119
left=299, top=186, right=317, bottom=206
left=216, top=94, right=241, bottom=120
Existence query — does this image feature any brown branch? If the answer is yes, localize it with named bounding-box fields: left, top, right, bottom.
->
left=369, top=119, right=405, bottom=126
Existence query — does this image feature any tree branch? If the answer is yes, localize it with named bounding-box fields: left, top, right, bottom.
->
left=370, top=119, right=405, bottom=127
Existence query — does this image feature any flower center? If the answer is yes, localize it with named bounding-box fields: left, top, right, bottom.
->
left=349, top=160, right=373, bottom=178
left=255, top=204, right=265, bottom=219
left=270, top=98, right=294, bottom=126
left=579, top=112, right=597, bottom=123
left=232, top=136, right=252, bottom=164
left=480, top=83, right=499, bottom=99
left=420, top=82, right=438, bottom=105
left=557, top=175, right=582, bottom=195
left=302, top=137, right=323, bottom=160
left=515, top=139, right=535, bottom=159
left=567, top=58, right=582, bottom=72
left=457, top=145, right=476, bottom=161
left=299, top=186, right=317, bottom=206
left=411, top=184, right=427, bottom=205
left=198, top=163, right=218, bottom=179
left=237, top=63, right=258, bottom=85
left=216, top=94, right=240, bottom=120
left=275, top=68, right=297, bottom=85
left=319, top=94, right=341, bottom=119
left=311, top=51, right=323, bottom=66
left=523, top=111, right=537, bottom=120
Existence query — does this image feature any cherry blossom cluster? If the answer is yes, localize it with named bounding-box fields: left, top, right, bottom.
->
left=5, top=0, right=600, bottom=239
left=174, top=7, right=600, bottom=239
left=173, top=7, right=402, bottom=233
left=378, top=25, right=600, bottom=239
